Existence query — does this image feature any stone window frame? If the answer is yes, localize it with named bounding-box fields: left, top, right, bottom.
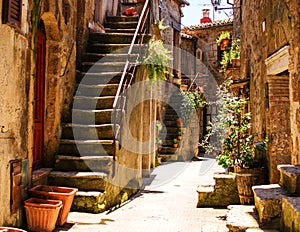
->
left=2, top=0, right=23, bottom=28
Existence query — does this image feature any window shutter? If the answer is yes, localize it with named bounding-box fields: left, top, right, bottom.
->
left=2, top=0, right=22, bottom=28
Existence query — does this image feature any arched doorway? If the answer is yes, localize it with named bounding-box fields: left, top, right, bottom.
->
left=33, top=25, right=46, bottom=170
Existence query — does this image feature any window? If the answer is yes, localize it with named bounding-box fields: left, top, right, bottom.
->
left=2, top=0, right=22, bottom=28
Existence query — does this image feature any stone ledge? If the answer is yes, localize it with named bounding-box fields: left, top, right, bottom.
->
left=252, top=184, right=288, bottom=229
left=226, top=205, right=260, bottom=232
left=281, top=197, right=300, bottom=232
left=278, top=165, right=300, bottom=196
left=32, top=168, right=53, bottom=186
left=197, top=173, right=239, bottom=207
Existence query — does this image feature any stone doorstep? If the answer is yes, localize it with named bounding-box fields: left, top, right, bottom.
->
left=281, top=197, right=300, bottom=232
left=252, top=184, right=288, bottom=230
left=278, top=165, right=300, bottom=196
left=226, top=205, right=260, bottom=232
left=71, top=191, right=106, bottom=213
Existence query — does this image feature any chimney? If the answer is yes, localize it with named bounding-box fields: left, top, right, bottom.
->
left=200, top=9, right=212, bottom=24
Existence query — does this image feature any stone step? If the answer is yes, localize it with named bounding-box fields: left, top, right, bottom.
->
left=278, top=164, right=300, bottom=196
left=56, top=139, right=116, bottom=156
left=105, top=21, right=138, bottom=29
left=61, top=123, right=119, bottom=140
left=106, top=15, right=139, bottom=22
left=48, top=171, right=108, bottom=191
left=86, top=43, right=131, bottom=54
left=88, top=32, right=150, bottom=44
left=252, top=184, right=288, bottom=229
left=75, top=84, right=118, bottom=97
left=81, top=53, right=138, bottom=63
left=157, top=154, right=178, bottom=162
left=160, top=146, right=179, bottom=154
left=73, top=96, right=115, bottom=110
left=104, top=28, right=136, bottom=34
left=71, top=109, right=116, bottom=124
left=76, top=71, right=122, bottom=85
left=54, top=155, right=113, bottom=173
left=81, top=62, right=126, bottom=73
left=245, top=228, right=279, bottom=232
left=281, top=197, right=300, bottom=232
left=72, top=191, right=106, bottom=213
left=197, top=173, right=239, bottom=207
left=226, top=205, right=260, bottom=232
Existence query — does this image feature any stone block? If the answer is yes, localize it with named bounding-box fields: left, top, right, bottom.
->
left=226, top=205, right=260, bottom=232
left=252, top=184, right=288, bottom=229
left=278, top=165, right=300, bottom=196
left=197, top=173, right=239, bottom=207
left=281, top=197, right=300, bottom=232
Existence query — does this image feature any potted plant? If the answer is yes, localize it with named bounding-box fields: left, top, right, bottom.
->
left=219, top=39, right=240, bottom=72
left=202, top=81, right=267, bottom=204
left=216, top=31, right=231, bottom=50
left=177, top=131, right=183, bottom=140
left=156, top=137, right=163, bottom=152
left=173, top=138, right=178, bottom=148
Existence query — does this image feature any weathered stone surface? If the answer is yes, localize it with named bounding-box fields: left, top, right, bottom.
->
left=197, top=172, right=240, bottom=207
left=278, top=165, right=300, bottom=196
left=246, top=228, right=279, bottom=232
left=72, top=191, right=106, bottom=213
left=252, top=184, right=288, bottom=229
left=281, top=197, right=300, bottom=232
left=226, top=205, right=260, bottom=232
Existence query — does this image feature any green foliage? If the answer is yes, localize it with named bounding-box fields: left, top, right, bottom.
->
left=219, top=39, right=240, bottom=73
left=173, top=138, right=178, bottom=144
left=216, top=31, right=231, bottom=45
left=141, top=39, right=173, bottom=83
left=180, top=88, right=206, bottom=126
left=157, top=19, right=169, bottom=31
left=202, top=81, right=256, bottom=169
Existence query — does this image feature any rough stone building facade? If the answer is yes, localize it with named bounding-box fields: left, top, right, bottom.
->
left=239, top=0, right=300, bottom=183
left=0, top=0, right=191, bottom=228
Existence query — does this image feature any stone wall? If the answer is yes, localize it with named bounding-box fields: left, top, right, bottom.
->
left=240, top=0, right=300, bottom=183
left=0, top=0, right=31, bottom=227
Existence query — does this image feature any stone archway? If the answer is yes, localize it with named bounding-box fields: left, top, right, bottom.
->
left=40, top=12, right=62, bottom=166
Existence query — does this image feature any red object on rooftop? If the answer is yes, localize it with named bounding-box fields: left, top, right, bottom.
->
left=200, top=17, right=212, bottom=23
left=200, top=9, right=212, bottom=24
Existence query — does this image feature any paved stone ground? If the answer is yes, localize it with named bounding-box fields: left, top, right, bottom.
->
left=55, top=156, right=229, bottom=232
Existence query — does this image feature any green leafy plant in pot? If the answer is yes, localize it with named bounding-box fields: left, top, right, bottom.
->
left=202, top=81, right=267, bottom=204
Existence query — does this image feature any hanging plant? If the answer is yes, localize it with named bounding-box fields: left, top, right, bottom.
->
left=140, top=39, right=173, bottom=83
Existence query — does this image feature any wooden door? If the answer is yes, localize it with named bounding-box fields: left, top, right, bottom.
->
left=33, top=29, right=46, bottom=170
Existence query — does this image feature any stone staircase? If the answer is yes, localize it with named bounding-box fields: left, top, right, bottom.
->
left=225, top=164, right=300, bottom=231
left=158, top=89, right=185, bottom=162
left=48, top=14, right=142, bottom=213
left=252, top=165, right=300, bottom=231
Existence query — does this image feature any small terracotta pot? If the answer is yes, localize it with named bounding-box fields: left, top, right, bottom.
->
left=173, top=143, right=178, bottom=148
left=177, top=135, right=182, bottom=140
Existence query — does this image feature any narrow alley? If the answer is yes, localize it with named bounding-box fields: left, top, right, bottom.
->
left=55, top=157, right=228, bottom=232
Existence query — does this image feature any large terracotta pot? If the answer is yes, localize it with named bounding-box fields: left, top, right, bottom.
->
left=29, top=185, right=78, bottom=226
left=24, top=198, right=62, bottom=232
left=234, top=166, right=266, bottom=205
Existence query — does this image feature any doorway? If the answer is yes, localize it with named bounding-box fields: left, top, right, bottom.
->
left=33, top=28, right=46, bottom=170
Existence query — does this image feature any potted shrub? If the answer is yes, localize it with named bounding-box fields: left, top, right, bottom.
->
left=219, top=39, right=240, bottom=72
left=173, top=138, right=178, bottom=148
left=202, top=81, right=267, bottom=204
left=156, top=137, right=163, bottom=152
left=216, top=31, right=231, bottom=50
left=177, top=131, right=183, bottom=140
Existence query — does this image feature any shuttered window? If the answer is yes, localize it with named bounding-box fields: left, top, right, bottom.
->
left=2, top=0, right=22, bottom=28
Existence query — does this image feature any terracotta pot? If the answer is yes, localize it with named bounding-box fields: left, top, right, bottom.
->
left=173, top=143, right=178, bottom=148
left=234, top=167, right=266, bottom=205
left=29, top=185, right=78, bottom=226
left=177, top=135, right=182, bottom=140
left=176, top=118, right=183, bottom=127
left=231, top=58, right=241, bottom=68
left=220, top=39, right=230, bottom=50
left=0, top=227, right=27, bottom=232
left=24, top=198, right=62, bottom=232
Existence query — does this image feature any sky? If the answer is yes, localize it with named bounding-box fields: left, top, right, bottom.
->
left=181, top=0, right=233, bottom=27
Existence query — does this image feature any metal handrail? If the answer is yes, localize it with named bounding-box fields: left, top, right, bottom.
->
left=112, top=0, right=152, bottom=159
left=187, top=72, right=200, bottom=92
